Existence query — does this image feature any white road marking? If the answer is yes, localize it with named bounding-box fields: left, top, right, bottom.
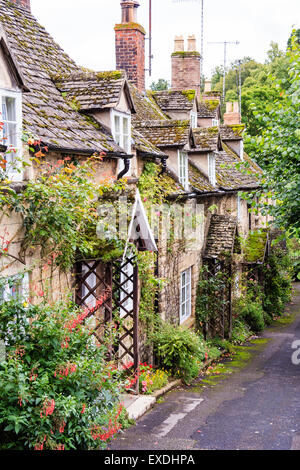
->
left=155, top=398, right=204, bottom=438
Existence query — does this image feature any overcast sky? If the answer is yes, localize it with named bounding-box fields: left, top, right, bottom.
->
left=31, top=0, right=299, bottom=87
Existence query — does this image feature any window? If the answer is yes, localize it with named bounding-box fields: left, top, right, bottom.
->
left=212, top=119, right=219, bottom=127
left=180, top=267, right=192, bottom=324
left=178, top=151, right=189, bottom=190
left=0, top=273, right=29, bottom=304
left=0, top=89, right=22, bottom=181
left=190, top=111, right=197, bottom=129
left=112, top=110, right=131, bottom=154
left=208, top=153, right=216, bottom=186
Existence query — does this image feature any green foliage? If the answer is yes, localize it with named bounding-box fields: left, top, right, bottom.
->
left=195, top=265, right=229, bottom=338
left=239, top=301, right=265, bottom=332
left=263, top=250, right=293, bottom=318
left=243, top=33, right=300, bottom=235
left=150, top=79, right=170, bottom=91
left=1, top=157, right=126, bottom=271
left=151, top=322, right=207, bottom=384
left=0, top=299, right=124, bottom=450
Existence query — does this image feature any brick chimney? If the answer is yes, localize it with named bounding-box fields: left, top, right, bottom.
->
left=223, top=101, right=241, bottom=125
left=9, top=0, right=31, bottom=11
left=171, top=35, right=201, bottom=98
left=115, top=1, right=146, bottom=92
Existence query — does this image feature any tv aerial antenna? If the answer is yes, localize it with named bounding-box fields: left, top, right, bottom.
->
left=207, top=40, right=240, bottom=102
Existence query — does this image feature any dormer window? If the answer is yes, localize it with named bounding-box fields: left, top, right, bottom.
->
left=208, top=153, right=216, bottom=186
left=178, top=150, right=189, bottom=190
left=190, top=111, right=197, bottom=129
left=0, top=89, right=22, bottom=181
left=111, top=110, right=131, bottom=154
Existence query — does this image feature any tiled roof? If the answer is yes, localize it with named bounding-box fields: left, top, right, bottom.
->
left=198, top=100, right=219, bottom=118
left=216, top=145, right=259, bottom=190
left=53, top=70, right=135, bottom=113
left=192, top=127, right=220, bottom=151
left=188, top=160, right=217, bottom=193
left=151, top=90, right=196, bottom=113
left=135, top=120, right=193, bottom=148
left=130, top=85, right=167, bottom=125
left=220, top=124, right=245, bottom=141
left=132, top=129, right=167, bottom=158
left=204, top=214, right=238, bottom=259
left=0, top=1, right=125, bottom=155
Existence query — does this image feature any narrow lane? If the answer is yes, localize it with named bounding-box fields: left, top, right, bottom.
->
left=111, top=283, right=300, bottom=451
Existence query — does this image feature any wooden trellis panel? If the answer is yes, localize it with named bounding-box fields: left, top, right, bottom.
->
left=202, top=258, right=232, bottom=339
left=74, top=256, right=140, bottom=391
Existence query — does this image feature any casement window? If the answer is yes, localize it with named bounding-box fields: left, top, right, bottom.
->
left=178, top=150, right=189, bottom=190
left=190, top=111, right=198, bottom=129
left=208, top=153, right=216, bottom=186
left=239, top=140, right=244, bottom=160
left=0, top=273, right=29, bottom=304
left=180, top=267, right=192, bottom=324
left=0, top=89, right=22, bottom=181
left=112, top=110, right=131, bottom=154
left=212, top=119, right=219, bottom=127
left=120, top=253, right=134, bottom=318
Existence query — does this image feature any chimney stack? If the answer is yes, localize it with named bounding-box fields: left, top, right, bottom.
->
left=171, top=35, right=201, bottom=99
left=204, top=80, right=212, bottom=93
left=9, top=0, right=31, bottom=11
left=115, top=1, right=146, bottom=92
left=223, top=102, right=241, bottom=125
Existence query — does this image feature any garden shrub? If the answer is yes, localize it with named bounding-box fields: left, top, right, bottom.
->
left=263, top=252, right=293, bottom=318
left=0, top=298, right=124, bottom=450
left=239, top=301, right=265, bottom=332
left=151, top=321, right=209, bottom=384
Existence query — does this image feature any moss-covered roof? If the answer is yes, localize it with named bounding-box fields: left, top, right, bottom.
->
left=193, top=127, right=220, bottom=151
left=204, top=215, right=238, bottom=259
left=132, top=129, right=167, bottom=158
left=243, top=230, right=268, bottom=263
left=188, top=160, right=217, bottom=193
left=0, top=1, right=125, bottom=154
left=151, top=90, right=196, bottom=113
left=135, top=119, right=193, bottom=148
left=198, top=100, right=220, bottom=118
left=53, top=70, right=135, bottom=113
left=216, top=143, right=259, bottom=190
left=219, top=124, right=245, bottom=141
left=130, top=85, right=168, bottom=125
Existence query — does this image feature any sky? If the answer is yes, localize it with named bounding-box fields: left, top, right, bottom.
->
left=30, top=0, right=299, bottom=88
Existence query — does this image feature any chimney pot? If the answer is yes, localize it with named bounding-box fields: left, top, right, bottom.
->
left=174, top=36, right=184, bottom=52
left=224, top=101, right=241, bottom=125
left=187, top=35, right=196, bottom=52
left=204, top=79, right=212, bottom=93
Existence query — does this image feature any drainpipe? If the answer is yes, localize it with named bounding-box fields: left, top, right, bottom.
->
left=159, top=156, right=167, bottom=176
left=117, top=157, right=131, bottom=180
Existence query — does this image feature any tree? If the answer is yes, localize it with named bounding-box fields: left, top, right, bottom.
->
left=150, top=79, right=170, bottom=91
left=244, top=34, right=300, bottom=236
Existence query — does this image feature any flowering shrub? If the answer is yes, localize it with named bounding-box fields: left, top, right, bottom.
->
left=0, top=299, right=125, bottom=450
left=122, top=362, right=169, bottom=395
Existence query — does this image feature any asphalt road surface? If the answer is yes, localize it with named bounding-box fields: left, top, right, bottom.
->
left=111, top=283, right=300, bottom=451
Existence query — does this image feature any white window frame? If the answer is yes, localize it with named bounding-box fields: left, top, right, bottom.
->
left=111, top=109, right=131, bottom=154
left=212, top=119, right=219, bottom=127
left=0, top=272, right=29, bottom=304
left=0, top=88, right=23, bottom=182
left=178, top=150, right=189, bottom=190
left=190, top=111, right=197, bottom=129
left=180, top=267, right=192, bottom=324
left=208, top=153, right=216, bottom=186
